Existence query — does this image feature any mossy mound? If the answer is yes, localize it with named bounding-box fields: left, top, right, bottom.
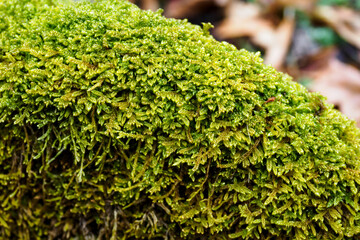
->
left=1, top=0, right=360, bottom=239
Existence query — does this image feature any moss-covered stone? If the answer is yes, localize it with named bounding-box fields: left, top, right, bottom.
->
left=1, top=0, right=360, bottom=239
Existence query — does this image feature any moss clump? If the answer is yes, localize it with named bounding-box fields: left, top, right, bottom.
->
left=1, top=0, right=360, bottom=239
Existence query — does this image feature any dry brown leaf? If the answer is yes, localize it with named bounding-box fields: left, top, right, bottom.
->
left=164, top=0, right=229, bottom=19
left=314, top=6, right=360, bottom=49
left=141, top=0, right=160, bottom=11
left=224, top=1, right=261, bottom=21
left=258, top=0, right=316, bottom=12
left=254, top=17, right=294, bottom=69
left=215, top=1, right=294, bottom=69
left=214, top=2, right=270, bottom=40
left=306, top=50, right=360, bottom=125
left=215, top=18, right=271, bottom=39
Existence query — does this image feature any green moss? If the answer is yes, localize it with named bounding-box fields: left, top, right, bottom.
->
left=1, top=0, right=360, bottom=239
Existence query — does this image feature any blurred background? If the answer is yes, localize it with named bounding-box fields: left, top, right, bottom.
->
left=129, top=0, right=360, bottom=126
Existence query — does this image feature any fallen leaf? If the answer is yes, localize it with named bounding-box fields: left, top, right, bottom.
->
left=141, top=0, right=160, bottom=11
left=215, top=1, right=294, bottom=69
left=314, top=6, right=360, bottom=49
left=258, top=0, right=316, bottom=13
left=213, top=1, right=271, bottom=46
left=164, top=0, right=229, bottom=19
left=254, top=16, right=295, bottom=69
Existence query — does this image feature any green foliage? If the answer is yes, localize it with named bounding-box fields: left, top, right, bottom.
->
left=295, top=10, right=340, bottom=47
left=1, top=0, right=360, bottom=239
left=317, top=0, right=360, bottom=9
left=308, top=27, right=340, bottom=47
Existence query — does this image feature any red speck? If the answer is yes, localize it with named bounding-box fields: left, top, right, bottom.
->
left=264, top=97, right=276, bottom=104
